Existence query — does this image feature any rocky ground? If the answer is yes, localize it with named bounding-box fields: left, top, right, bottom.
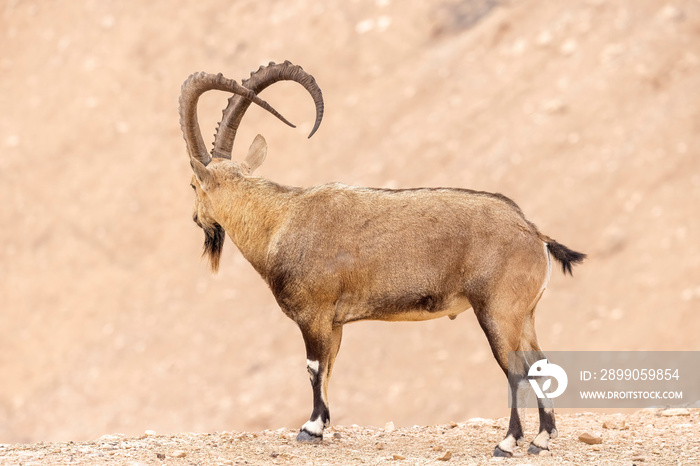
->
left=1, top=409, right=697, bottom=465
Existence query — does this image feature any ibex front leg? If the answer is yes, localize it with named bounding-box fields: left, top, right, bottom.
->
left=297, top=323, right=343, bottom=443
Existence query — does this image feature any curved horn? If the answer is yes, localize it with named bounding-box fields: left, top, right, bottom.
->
left=211, top=61, right=324, bottom=159
left=178, top=72, right=295, bottom=166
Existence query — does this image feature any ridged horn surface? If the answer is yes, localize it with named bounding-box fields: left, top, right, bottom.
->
left=178, top=72, right=294, bottom=165
left=211, top=61, right=324, bottom=159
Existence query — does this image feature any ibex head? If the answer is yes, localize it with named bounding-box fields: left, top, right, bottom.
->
left=179, top=62, right=323, bottom=271
left=188, top=136, right=268, bottom=272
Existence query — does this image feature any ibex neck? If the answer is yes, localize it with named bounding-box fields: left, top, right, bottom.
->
left=216, top=177, right=297, bottom=272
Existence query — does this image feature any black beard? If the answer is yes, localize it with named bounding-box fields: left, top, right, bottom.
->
left=202, top=223, right=225, bottom=272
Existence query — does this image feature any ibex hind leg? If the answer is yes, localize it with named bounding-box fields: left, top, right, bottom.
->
left=520, top=312, right=558, bottom=455
left=528, top=396, right=557, bottom=455
left=493, top=301, right=558, bottom=456
left=297, top=324, right=343, bottom=443
left=474, top=304, right=528, bottom=458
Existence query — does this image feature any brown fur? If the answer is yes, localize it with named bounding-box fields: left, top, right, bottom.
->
left=179, top=64, right=585, bottom=455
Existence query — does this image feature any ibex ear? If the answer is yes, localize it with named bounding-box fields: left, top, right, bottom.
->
left=242, top=134, right=267, bottom=174
left=190, top=157, right=214, bottom=191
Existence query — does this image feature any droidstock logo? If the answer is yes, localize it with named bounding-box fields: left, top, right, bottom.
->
left=528, top=359, right=568, bottom=399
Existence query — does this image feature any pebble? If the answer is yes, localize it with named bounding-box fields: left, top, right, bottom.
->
left=578, top=433, right=603, bottom=445
left=602, top=420, right=627, bottom=430
left=631, top=455, right=646, bottom=462
left=661, top=408, right=690, bottom=417
left=144, top=430, right=157, bottom=436
left=392, top=453, right=406, bottom=460
left=437, top=450, right=452, bottom=461
left=385, top=421, right=395, bottom=433
left=171, top=450, right=187, bottom=458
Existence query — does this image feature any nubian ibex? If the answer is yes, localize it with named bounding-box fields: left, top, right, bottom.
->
left=178, top=61, right=585, bottom=457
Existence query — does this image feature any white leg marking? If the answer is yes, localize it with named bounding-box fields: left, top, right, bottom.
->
left=307, top=359, right=320, bottom=373
left=302, top=416, right=324, bottom=436
left=498, top=434, right=517, bottom=453
left=532, top=407, right=556, bottom=449
left=306, top=359, right=320, bottom=383
left=532, top=429, right=551, bottom=450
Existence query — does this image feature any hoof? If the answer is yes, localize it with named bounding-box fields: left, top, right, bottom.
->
left=296, top=429, right=323, bottom=444
left=527, top=443, right=548, bottom=455
left=493, top=445, right=512, bottom=458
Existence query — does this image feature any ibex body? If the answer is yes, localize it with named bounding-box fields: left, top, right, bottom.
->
left=179, top=61, right=585, bottom=457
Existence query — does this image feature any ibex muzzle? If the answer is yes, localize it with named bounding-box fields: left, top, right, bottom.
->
left=178, top=61, right=585, bottom=457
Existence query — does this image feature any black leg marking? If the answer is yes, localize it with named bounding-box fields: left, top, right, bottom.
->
left=529, top=405, right=557, bottom=454
left=529, top=358, right=558, bottom=454
left=296, top=325, right=342, bottom=444
left=493, top=370, right=529, bottom=456
left=297, top=358, right=329, bottom=442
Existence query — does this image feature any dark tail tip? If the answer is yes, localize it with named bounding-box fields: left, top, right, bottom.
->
left=547, top=241, right=586, bottom=276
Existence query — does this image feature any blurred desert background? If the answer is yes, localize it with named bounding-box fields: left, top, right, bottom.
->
left=1, top=0, right=698, bottom=445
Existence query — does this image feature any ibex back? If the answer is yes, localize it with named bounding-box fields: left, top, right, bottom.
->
left=178, top=61, right=585, bottom=457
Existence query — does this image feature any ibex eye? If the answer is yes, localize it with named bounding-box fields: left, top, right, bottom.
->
left=190, top=184, right=196, bottom=191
